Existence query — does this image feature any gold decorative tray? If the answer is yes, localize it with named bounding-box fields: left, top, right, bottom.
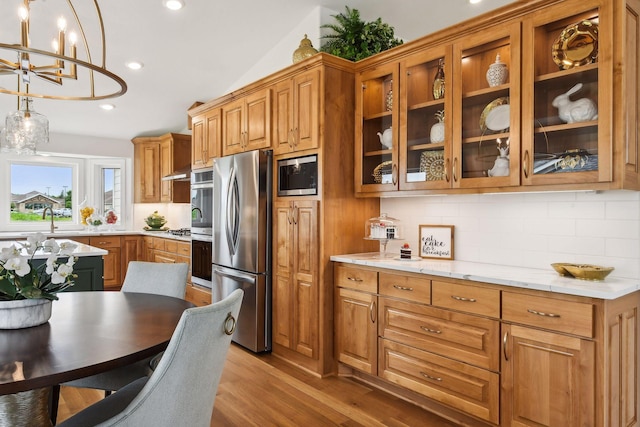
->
left=372, top=160, right=393, bottom=184
left=551, top=263, right=614, bottom=281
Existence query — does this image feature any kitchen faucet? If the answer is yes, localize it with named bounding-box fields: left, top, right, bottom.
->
left=191, top=206, right=203, bottom=219
left=42, top=206, right=58, bottom=234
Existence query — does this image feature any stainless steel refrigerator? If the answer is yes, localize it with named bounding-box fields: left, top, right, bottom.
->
left=212, top=149, right=272, bottom=352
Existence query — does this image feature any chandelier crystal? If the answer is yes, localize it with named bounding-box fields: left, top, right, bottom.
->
left=2, top=97, right=48, bottom=155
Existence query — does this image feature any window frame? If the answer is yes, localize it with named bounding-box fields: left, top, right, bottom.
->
left=0, top=153, right=129, bottom=233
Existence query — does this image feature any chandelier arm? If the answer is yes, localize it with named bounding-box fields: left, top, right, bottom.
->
left=0, top=45, right=126, bottom=100
left=66, top=0, right=98, bottom=99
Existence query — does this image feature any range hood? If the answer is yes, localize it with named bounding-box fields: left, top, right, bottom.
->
left=162, top=166, right=191, bottom=182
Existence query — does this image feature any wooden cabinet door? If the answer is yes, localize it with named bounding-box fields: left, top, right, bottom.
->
left=291, top=200, right=318, bottom=358
left=160, top=139, right=173, bottom=202
left=336, top=287, right=377, bottom=374
left=244, top=88, right=271, bottom=152
left=292, top=69, right=319, bottom=152
left=133, top=140, right=160, bottom=203
left=272, top=200, right=318, bottom=358
left=272, top=80, right=294, bottom=155
left=102, top=246, right=121, bottom=289
left=223, top=98, right=245, bottom=156
left=501, top=324, right=595, bottom=426
left=355, top=62, right=399, bottom=194
left=204, top=109, right=221, bottom=165
left=191, top=115, right=206, bottom=169
left=273, top=202, right=293, bottom=347
left=121, top=236, right=141, bottom=284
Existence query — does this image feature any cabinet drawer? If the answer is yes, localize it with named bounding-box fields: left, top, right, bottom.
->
left=432, top=281, right=500, bottom=318
left=379, top=339, right=499, bottom=425
left=148, top=237, right=165, bottom=250
left=379, top=297, right=499, bottom=371
left=379, top=272, right=430, bottom=305
left=335, top=265, right=377, bottom=293
left=165, top=240, right=190, bottom=256
left=89, top=236, right=121, bottom=248
left=502, top=292, right=594, bottom=338
left=185, top=284, right=211, bottom=307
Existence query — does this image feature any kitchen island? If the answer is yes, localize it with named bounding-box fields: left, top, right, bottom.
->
left=331, top=253, right=640, bottom=426
left=0, top=239, right=107, bottom=292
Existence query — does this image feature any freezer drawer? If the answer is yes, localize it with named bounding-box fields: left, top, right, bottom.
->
left=212, top=264, right=271, bottom=352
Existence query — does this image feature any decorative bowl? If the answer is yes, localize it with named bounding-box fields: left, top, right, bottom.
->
left=551, top=263, right=614, bottom=281
left=145, top=211, right=167, bottom=229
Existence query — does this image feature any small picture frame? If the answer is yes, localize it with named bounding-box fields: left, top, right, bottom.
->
left=419, top=225, right=454, bottom=260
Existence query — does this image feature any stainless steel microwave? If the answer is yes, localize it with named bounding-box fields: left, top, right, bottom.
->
left=277, top=154, right=318, bottom=196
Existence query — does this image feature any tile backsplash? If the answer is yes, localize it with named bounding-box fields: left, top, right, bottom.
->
left=380, top=190, right=640, bottom=279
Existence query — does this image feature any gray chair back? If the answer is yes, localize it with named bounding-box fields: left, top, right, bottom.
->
left=59, top=289, right=243, bottom=427
left=121, top=261, right=188, bottom=299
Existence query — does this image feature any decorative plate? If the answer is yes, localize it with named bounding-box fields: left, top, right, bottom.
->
left=372, top=160, right=393, bottom=184
left=143, top=226, right=169, bottom=231
left=420, top=150, right=445, bottom=181
left=552, top=20, right=599, bottom=70
left=479, top=97, right=510, bottom=132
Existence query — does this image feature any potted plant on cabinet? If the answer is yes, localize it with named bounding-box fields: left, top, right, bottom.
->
left=320, top=6, right=403, bottom=61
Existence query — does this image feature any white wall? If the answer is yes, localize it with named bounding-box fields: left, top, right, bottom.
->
left=381, top=190, right=640, bottom=280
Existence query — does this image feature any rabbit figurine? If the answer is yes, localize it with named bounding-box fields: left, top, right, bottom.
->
left=551, top=83, right=598, bottom=123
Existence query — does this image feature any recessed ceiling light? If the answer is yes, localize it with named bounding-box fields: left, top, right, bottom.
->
left=469, top=0, right=482, bottom=3
left=163, top=0, right=184, bottom=11
left=126, top=61, right=144, bottom=70
left=100, top=104, right=115, bottom=111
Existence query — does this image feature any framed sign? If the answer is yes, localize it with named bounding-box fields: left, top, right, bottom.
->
left=419, top=225, right=454, bottom=260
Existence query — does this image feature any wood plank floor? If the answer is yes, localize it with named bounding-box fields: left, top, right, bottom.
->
left=57, top=344, right=461, bottom=426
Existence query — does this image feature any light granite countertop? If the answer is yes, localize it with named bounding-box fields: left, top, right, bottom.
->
left=0, top=230, right=191, bottom=242
left=0, top=239, right=108, bottom=258
left=330, top=253, right=639, bottom=300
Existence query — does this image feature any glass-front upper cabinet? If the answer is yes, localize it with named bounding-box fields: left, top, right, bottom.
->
left=399, top=45, right=452, bottom=191
left=521, top=0, right=607, bottom=186
left=355, top=62, right=399, bottom=194
left=452, top=22, right=521, bottom=189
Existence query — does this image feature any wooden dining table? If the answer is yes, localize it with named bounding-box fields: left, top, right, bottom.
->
left=0, top=292, right=194, bottom=426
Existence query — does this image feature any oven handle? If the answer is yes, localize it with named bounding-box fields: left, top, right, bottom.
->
left=190, top=183, right=213, bottom=190
left=213, top=267, right=256, bottom=285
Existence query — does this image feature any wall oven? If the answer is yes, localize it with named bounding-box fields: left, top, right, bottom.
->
left=191, top=169, right=213, bottom=288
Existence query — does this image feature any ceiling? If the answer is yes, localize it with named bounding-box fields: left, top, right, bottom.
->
left=0, top=0, right=514, bottom=142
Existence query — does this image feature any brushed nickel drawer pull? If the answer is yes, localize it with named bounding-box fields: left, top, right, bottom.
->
left=347, top=276, right=363, bottom=282
left=527, top=309, right=561, bottom=318
left=420, top=326, right=442, bottom=334
left=451, top=295, right=476, bottom=303
left=503, top=331, right=509, bottom=361
left=393, top=284, right=414, bottom=291
left=420, top=372, right=442, bottom=382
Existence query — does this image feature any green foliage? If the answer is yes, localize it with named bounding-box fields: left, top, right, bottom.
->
left=320, top=6, right=403, bottom=61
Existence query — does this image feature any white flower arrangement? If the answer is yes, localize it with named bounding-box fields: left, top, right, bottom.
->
left=0, top=233, right=78, bottom=301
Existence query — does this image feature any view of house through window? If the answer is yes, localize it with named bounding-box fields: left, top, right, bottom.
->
left=10, top=164, right=73, bottom=223
left=102, top=167, right=122, bottom=224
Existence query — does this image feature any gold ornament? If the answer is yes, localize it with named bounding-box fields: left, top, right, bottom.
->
left=293, top=34, right=318, bottom=63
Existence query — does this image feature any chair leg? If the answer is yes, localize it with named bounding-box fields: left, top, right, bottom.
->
left=50, top=384, right=60, bottom=425
left=105, top=390, right=112, bottom=397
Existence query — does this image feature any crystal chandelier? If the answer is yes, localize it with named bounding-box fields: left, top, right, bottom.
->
left=0, top=0, right=127, bottom=154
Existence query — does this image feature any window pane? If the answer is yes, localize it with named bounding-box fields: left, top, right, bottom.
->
left=102, top=167, right=121, bottom=224
left=10, top=164, right=73, bottom=222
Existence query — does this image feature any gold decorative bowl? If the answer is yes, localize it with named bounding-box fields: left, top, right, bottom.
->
left=551, top=263, right=614, bottom=281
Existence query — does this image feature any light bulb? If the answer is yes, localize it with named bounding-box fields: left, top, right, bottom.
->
left=19, top=6, right=28, bottom=21
left=69, top=31, right=78, bottom=46
left=57, top=16, right=67, bottom=32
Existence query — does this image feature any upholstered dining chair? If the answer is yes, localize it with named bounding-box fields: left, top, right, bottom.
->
left=58, top=262, right=189, bottom=395
left=57, top=289, right=243, bottom=427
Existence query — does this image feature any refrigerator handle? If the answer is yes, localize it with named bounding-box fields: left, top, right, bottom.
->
left=213, top=267, right=257, bottom=285
left=225, top=165, right=240, bottom=256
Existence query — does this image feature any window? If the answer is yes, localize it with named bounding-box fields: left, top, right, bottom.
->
left=0, top=153, right=128, bottom=232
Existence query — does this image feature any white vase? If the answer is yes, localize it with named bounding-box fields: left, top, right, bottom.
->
left=0, top=299, right=52, bottom=329
left=486, top=54, right=508, bottom=87
left=430, top=122, right=445, bottom=143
